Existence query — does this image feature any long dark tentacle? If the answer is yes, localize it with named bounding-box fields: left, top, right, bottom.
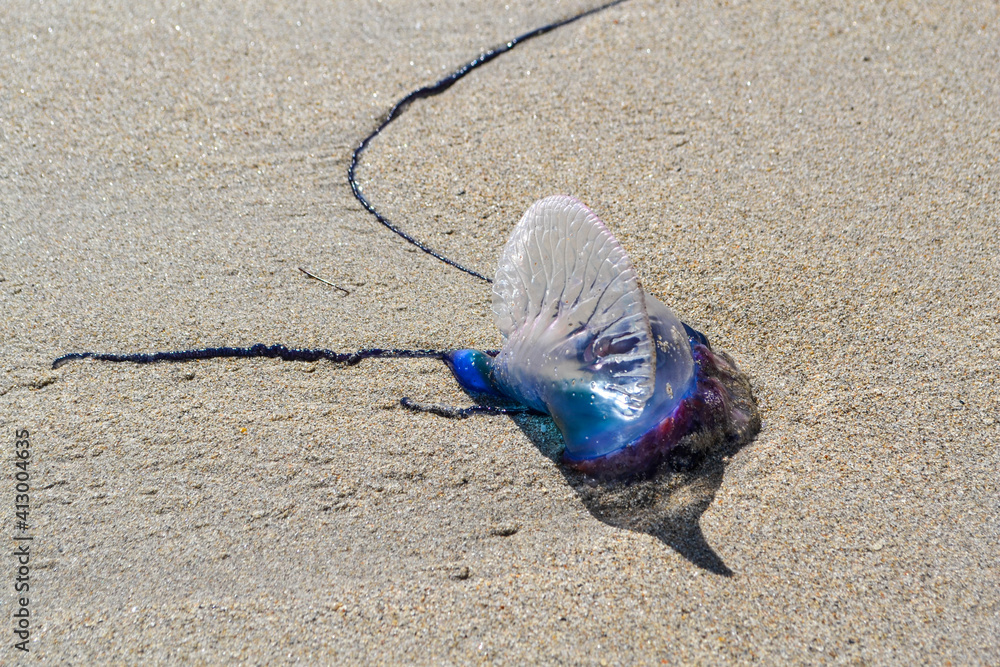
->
left=52, top=344, right=447, bottom=370
left=400, top=397, right=544, bottom=419
left=348, top=0, right=630, bottom=282
left=54, top=344, right=534, bottom=419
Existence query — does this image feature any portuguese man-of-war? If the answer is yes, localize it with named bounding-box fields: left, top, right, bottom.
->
left=438, top=195, right=759, bottom=478
left=53, top=195, right=759, bottom=483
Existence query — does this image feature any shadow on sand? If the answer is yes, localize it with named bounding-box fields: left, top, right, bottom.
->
left=511, top=413, right=758, bottom=577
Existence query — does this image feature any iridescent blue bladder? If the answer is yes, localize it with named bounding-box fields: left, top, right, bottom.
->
left=445, top=196, right=759, bottom=477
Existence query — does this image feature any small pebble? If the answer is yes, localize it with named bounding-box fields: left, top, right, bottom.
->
left=30, top=374, right=57, bottom=389
left=491, top=523, right=520, bottom=537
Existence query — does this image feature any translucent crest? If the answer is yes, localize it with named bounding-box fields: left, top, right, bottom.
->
left=490, top=196, right=655, bottom=419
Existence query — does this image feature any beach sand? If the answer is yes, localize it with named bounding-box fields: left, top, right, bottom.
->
left=2, top=0, right=998, bottom=662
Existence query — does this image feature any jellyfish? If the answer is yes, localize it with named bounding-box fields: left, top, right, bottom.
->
left=51, top=193, right=758, bottom=483
left=443, top=196, right=759, bottom=478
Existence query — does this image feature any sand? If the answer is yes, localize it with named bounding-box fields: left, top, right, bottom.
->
left=2, top=0, right=998, bottom=662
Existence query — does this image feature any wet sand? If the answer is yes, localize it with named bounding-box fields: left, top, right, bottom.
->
left=2, top=0, right=998, bottom=662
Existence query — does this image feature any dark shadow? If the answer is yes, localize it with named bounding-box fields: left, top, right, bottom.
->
left=510, top=412, right=757, bottom=577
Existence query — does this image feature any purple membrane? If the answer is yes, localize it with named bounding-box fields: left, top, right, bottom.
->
left=566, top=342, right=759, bottom=478
left=447, top=196, right=759, bottom=478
